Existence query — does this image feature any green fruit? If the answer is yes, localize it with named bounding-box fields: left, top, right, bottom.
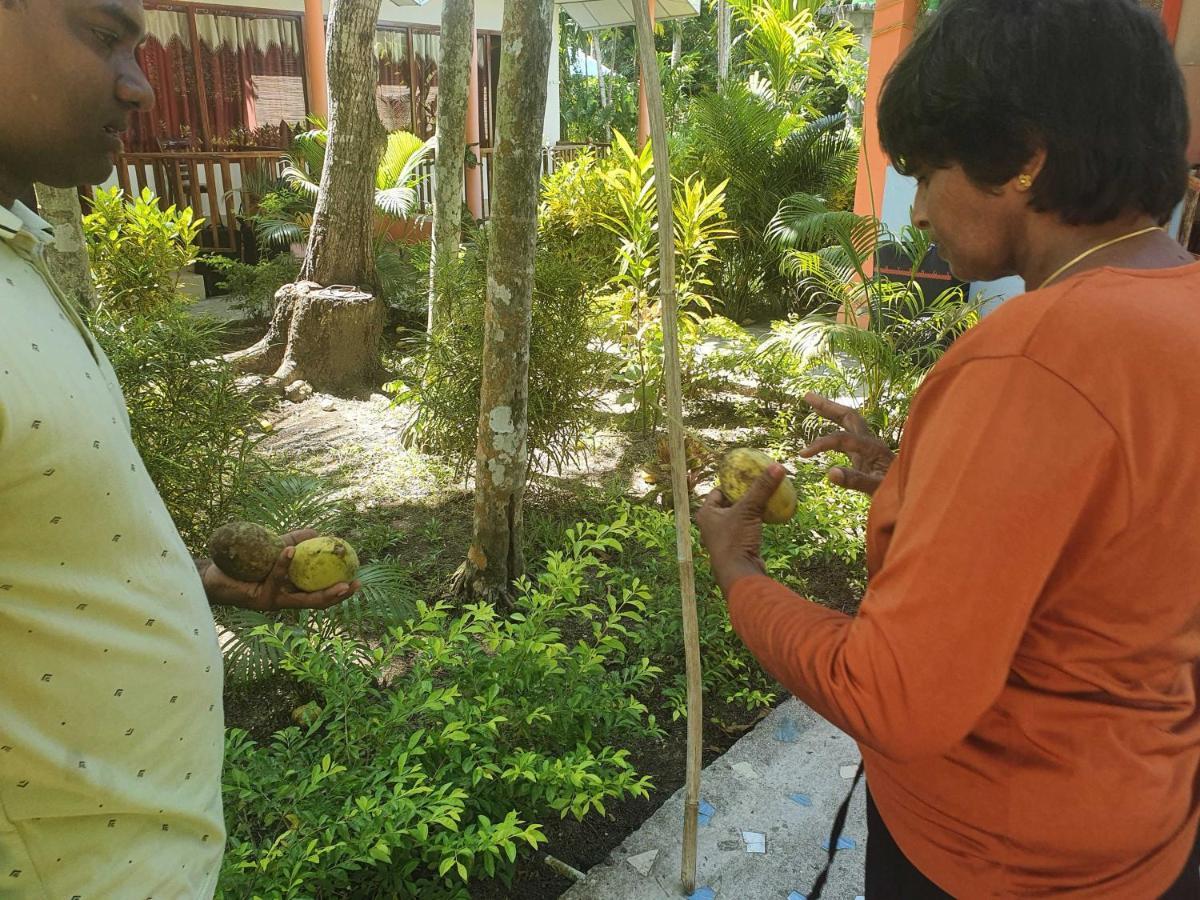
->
left=208, top=521, right=284, bottom=583
left=291, top=701, right=322, bottom=728
left=717, top=448, right=798, bottom=524
left=288, top=536, right=359, bottom=592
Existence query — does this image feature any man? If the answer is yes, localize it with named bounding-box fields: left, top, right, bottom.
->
left=0, top=2, right=358, bottom=895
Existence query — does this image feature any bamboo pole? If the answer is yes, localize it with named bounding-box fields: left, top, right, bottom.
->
left=631, top=0, right=703, bottom=892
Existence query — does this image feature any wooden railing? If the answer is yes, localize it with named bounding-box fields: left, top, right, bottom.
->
left=112, top=151, right=289, bottom=254
left=112, top=143, right=610, bottom=256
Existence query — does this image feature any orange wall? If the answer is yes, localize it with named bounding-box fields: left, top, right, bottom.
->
left=853, top=0, right=922, bottom=218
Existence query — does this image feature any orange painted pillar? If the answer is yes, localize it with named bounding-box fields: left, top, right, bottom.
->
left=465, top=27, right=484, bottom=220
left=853, top=0, right=922, bottom=218
left=303, top=0, right=329, bottom=120
left=1163, top=0, right=1183, bottom=45
left=638, top=0, right=655, bottom=149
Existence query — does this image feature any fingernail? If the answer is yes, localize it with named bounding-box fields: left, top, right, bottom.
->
left=768, top=463, right=784, bottom=477
left=829, top=468, right=843, bottom=484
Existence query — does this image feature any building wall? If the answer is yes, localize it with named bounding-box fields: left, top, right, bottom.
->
left=168, top=0, right=560, bottom=144
left=1178, top=0, right=1200, bottom=163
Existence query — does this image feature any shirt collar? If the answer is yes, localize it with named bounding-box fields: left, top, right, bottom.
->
left=0, top=200, right=56, bottom=246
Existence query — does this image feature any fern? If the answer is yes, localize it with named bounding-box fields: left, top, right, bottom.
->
left=761, top=194, right=984, bottom=443
left=218, top=473, right=421, bottom=683
left=219, top=557, right=420, bottom=684
left=236, top=473, right=348, bottom=535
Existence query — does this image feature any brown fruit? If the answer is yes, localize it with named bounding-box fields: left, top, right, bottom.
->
left=208, top=521, right=285, bottom=583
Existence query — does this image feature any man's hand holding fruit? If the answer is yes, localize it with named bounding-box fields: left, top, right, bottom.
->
left=199, top=522, right=361, bottom=611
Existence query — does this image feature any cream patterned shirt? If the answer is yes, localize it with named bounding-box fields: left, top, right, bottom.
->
left=0, top=202, right=225, bottom=898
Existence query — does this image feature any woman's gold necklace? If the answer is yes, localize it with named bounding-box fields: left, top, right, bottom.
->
left=1038, top=226, right=1163, bottom=290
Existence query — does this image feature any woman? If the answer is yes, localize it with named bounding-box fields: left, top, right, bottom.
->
left=697, top=0, right=1199, bottom=896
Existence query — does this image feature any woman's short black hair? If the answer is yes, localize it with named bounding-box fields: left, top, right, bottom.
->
left=878, top=0, right=1190, bottom=225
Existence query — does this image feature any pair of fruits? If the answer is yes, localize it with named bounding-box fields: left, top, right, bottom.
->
left=207, top=522, right=358, bottom=591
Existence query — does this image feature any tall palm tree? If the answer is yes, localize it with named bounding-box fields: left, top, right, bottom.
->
left=681, top=83, right=858, bottom=319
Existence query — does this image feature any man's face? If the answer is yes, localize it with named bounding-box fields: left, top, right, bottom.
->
left=0, top=0, right=154, bottom=190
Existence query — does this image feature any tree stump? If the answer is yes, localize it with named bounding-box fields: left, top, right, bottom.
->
left=225, top=281, right=385, bottom=395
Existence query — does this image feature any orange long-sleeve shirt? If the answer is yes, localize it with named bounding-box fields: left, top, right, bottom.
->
left=729, top=262, right=1200, bottom=897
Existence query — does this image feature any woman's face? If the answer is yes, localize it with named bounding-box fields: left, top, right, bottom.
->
left=910, top=163, right=1026, bottom=283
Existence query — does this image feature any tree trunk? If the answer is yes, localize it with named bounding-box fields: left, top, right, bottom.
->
left=429, top=0, right=475, bottom=337
left=671, top=22, right=683, bottom=68
left=592, top=31, right=608, bottom=108
left=35, top=184, right=96, bottom=312
left=225, top=282, right=385, bottom=394
left=234, top=0, right=388, bottom=395
left=461, top=0, right=554, bottom=603
left=300, top=0, right=386, bottom=291
left=717, top=0, right=732, bottom=83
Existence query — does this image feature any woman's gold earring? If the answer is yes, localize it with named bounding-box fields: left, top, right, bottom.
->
left=1018, top=174, right=1033, bottom=190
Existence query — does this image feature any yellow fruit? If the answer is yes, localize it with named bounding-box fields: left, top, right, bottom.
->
left=207, top=521, right=284, bottom=583
left=288, top=536, right=359, bottom=592
left=717, top=448, right=798, bottom=524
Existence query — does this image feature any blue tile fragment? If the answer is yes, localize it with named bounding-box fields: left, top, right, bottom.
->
left=775, top=718, right=802, bottom=742
left=821, top=835, right=858, bottom=851
left=688, top=887, right=716, bottom=900
left=697, top=799, right=716, bottom=826
left=788, top=793, right=813, bottom=807
left=787, top=893, right=807, bottom=900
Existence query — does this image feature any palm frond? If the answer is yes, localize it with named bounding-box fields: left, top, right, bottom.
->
left=376, top=131, right=431, bottom=191
left=218, top=608, right=286, bottom=683
left=253, top=217, right=307, bottom=250
left=319, top=558, right=419, bottom=627
left=236, top=473, right=348, bottom=535
left=772, top=114, right=859, bottom=201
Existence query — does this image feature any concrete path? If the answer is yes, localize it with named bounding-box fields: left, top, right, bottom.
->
left=561, top=698, right=867, bottom=900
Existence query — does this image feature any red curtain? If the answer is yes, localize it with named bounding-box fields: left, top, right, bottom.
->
left=129, top=35, right=202, bottom=152
left=130, top=11, right=496, bottom=153
left=477, top=34, right=501, bottom=149
left=198, top=15, right=305, bottom=149
left=128, top=10, right=305, bottom=152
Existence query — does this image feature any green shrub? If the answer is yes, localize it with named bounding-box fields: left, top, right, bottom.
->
left=603, top=488, right=867, bottom=720
left=90, top=301, right=265, bottom=553
left=206, top=252, right=301, bottom=322
left=598, top=132, right=734, bottom=435
left=679, top=88, right=859, bottom=322
left=539, top=148, right=620, bottom=277
left=218, top=521, right=661, bottom=898
left=375, top=238, right=431, bottom=326
left=393, top=226, right=612, bottom=474
left=83, top=187, right=202, bottom=314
